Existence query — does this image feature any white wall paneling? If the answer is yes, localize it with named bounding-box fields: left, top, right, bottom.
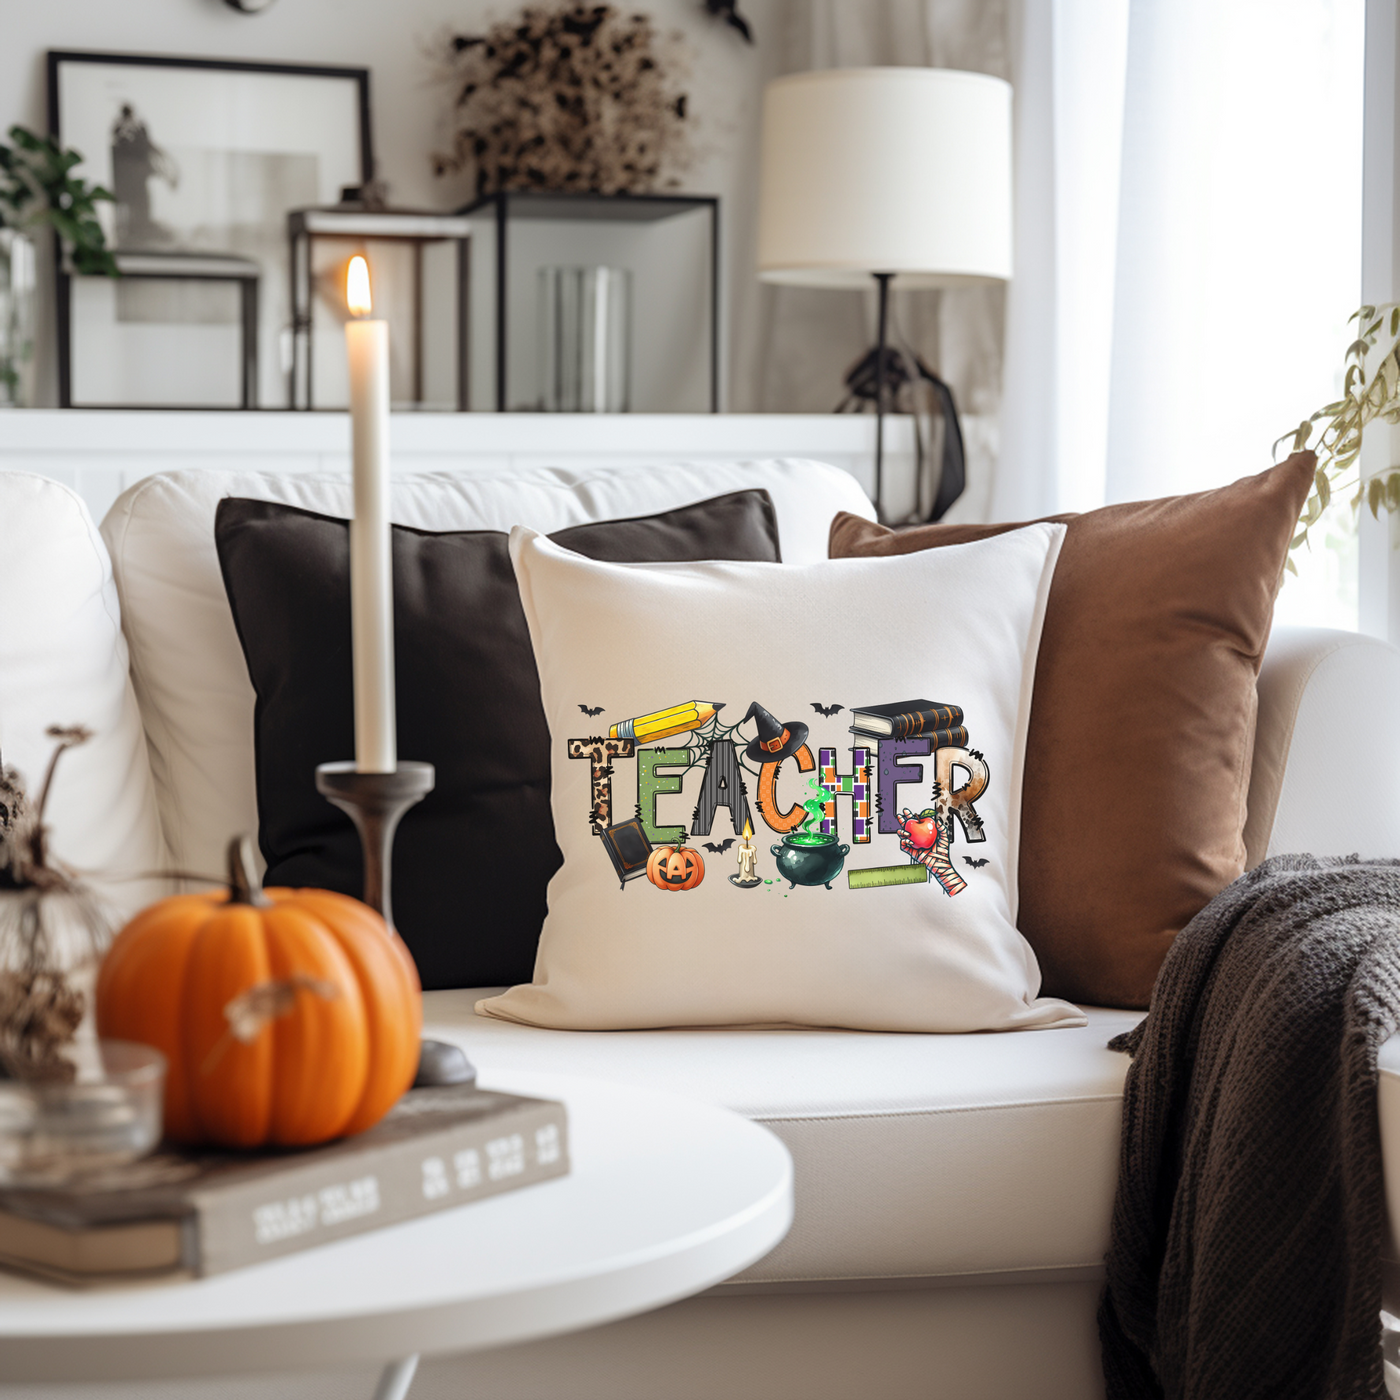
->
left=0, top=412, right=912, bottom=526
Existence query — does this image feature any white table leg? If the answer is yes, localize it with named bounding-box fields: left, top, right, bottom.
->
left=372, top=1354, right=419, bottom=1400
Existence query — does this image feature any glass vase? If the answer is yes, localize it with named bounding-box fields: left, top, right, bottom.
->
left=0, top=229, right=37, bottom=408
left=538, top=265, right=631, bottom=412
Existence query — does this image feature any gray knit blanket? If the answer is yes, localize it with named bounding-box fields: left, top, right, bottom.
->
left=1099, top=853, right=1400, bottom=1400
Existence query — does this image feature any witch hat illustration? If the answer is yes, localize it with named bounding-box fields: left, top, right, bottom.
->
left=741, top=701, right=810, bottom=764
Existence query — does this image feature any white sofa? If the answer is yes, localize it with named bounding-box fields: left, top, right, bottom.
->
left=4, top=458, right=1400, bottom=1400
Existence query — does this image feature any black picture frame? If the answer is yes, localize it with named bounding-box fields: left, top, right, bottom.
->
left=48, top=50, right=372, bottom=410
left=286, top=207, right=473, bottom=412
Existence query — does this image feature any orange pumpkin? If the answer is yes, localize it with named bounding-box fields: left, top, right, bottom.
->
left=646, top=842, right=705, bottom=892
left=95, top=837, right=421, bottom=1148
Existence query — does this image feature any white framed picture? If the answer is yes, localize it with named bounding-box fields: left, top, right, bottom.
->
left=50, top=51, right=370, bottom=408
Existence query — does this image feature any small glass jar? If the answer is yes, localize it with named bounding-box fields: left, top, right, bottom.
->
left=0, top=1039, right=166, bottom=1185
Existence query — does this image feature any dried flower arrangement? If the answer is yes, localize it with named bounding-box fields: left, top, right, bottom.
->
left=433, top=4, right=692, bottom=198
left=0, top=727, right=113, bottom=1082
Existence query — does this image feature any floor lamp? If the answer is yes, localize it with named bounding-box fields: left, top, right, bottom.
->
left=755, top=67, right=1013, bottom=523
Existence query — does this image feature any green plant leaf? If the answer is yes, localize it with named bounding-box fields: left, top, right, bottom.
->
left=0, top=125, right=115, bottom=274
left=71, top=245, right=118, bottom=277
left=1370, top=476, right=1385, bottom=518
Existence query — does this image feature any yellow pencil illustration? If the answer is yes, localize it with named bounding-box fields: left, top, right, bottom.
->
left=610, top=701, right=723, bottom=743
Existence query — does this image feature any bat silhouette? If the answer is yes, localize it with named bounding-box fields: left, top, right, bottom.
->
left=578, top=704, right=604, bottom=717
left=963, top=857, right=990, bottom=869
left=703, top=0, right=753, bottom=42
left=811, top=702, right=844, bottom=718
left=703, top=839, right=735, bottom=854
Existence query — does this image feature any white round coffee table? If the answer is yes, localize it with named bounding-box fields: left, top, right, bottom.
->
left=0, top=1070, right=793, bottom=1397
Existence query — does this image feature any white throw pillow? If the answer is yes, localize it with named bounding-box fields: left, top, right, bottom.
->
left=479, top=524, right=1084, bottom=1032
left=0, top=472, right=166, bottom=916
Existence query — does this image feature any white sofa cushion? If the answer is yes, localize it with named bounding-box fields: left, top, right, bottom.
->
left=1246, top=625, right=1400, bottom=866
left=99, top=460, right=871, bottom=879
left=434, top=991, right=1138, bottom=1284
left=0, top=472, right=166, bottom=915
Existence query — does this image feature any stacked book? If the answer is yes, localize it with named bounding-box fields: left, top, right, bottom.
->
left=0, top=1084, right=568, bottom=1286
left=850, top=699, right=967, bottom=748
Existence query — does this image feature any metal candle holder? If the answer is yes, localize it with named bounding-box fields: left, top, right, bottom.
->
left=315, top=761, right=435, bottom=931
left=315, top=759, right=474, bottom=1088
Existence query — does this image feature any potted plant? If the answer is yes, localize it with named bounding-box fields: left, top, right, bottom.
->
left=0, top=125, right=117, bottom=407
left=1282, top=304, right=1400, bottom=563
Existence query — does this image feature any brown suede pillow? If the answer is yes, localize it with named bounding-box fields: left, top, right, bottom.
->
left=828, top=453, right=1316, bottom=1008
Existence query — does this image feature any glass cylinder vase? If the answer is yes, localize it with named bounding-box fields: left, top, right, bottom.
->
left=0, top=230, right=37, bottom=409
left=538, top=265, right=631, bottom=413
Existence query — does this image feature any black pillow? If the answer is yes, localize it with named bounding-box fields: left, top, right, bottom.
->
left=214, top=490, right=781, bottom=990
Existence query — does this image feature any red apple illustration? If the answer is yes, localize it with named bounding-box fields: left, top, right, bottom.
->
left=899, top=809, right=940, bottom=851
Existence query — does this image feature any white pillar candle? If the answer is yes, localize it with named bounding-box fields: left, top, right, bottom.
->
left=345, top=255, right=396, bottom=774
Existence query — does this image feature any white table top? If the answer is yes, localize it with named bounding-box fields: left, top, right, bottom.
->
left=0, top=1069, right=793, bottom=1385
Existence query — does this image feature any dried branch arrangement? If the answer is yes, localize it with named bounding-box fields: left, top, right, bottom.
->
left=433, top=4, right=691, bottom=198
left=0, top=726, right=113, bottom=1082
left=1280, top=303, right=1400, bottom=565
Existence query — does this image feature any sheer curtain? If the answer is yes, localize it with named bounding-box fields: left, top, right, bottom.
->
left=998, top=0, right=1364, bottom=625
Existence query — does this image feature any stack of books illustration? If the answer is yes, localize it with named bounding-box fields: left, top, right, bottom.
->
left=849, top=699, right=967, bottom=747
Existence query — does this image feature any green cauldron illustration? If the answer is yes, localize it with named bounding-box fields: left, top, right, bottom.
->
left=770, top=833, right=850, bottom=890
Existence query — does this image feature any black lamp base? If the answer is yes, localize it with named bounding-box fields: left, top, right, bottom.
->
left=842, top=271, right=966, bottom=527
left=315, top=760, right=475, bottom=1090
left=873, top=270, right=893, bottom=524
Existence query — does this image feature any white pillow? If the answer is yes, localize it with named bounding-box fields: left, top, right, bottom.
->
left=478, top=524, right=1084, bottom=1033
left=0, top=472, right=167, bottom=916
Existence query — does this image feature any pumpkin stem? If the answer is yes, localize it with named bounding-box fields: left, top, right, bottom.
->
left=226, top=835, right=271, bottom=908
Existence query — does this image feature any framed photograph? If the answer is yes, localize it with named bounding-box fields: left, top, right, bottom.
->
left=49, top=51, right=371, bottom=409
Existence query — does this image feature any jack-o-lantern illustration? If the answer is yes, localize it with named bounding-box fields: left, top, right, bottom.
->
left=646, top=842, right=705, bottom=892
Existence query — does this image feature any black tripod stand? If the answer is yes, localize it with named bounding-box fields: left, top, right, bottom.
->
left=840, top=272, right=967, bottom=525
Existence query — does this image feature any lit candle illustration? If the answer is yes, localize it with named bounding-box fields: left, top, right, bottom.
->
left=730, top=817, right=762, bottom=888
left=345, top=255, right=395, bottom=774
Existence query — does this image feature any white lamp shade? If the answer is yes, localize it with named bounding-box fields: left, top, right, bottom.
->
left=757, top=67, right=1013, bottom=289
